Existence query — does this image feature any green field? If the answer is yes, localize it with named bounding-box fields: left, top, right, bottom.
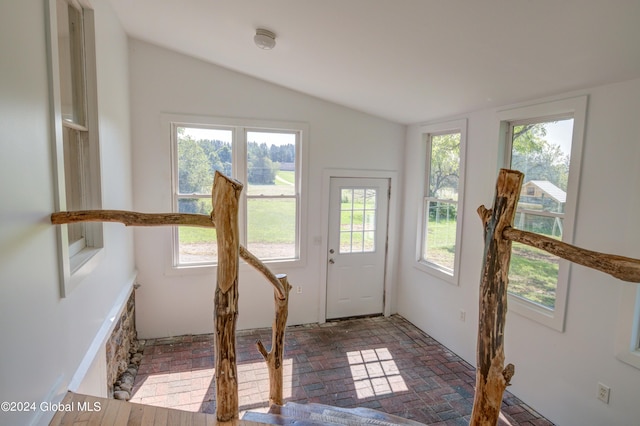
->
left=179, top=171, right=296, bottom=246
left=424, top=217, right=457, bottom=270
left=423, top=218, right=558, bottom=308
left=508, top=243, right=558, bottom=308
left=180, top=172, right=560, bottom=308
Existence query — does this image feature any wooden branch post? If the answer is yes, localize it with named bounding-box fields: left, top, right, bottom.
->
left=211, top=171, right=243, bottom=423
left=470, top=169, right=523, bottom=426
left=50, top=171, right=299, bottom=420
left=256, top=274, right=291, bottom=406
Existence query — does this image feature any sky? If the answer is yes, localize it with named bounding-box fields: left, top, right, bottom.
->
left=544, top=118, right=574, bottom=156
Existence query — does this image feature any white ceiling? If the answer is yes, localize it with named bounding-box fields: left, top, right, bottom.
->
left=108, top=0, right=640, bottom=124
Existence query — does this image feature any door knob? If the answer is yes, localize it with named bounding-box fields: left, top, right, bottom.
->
left=329, top=258, right=335, bottom=264
left=329, top=249, right=335, bottom=254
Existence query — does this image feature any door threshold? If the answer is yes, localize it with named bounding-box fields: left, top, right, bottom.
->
left=326, top=313, right=383, bottom=323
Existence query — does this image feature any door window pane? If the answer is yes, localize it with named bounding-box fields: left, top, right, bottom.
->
left=339, top=188, right=377, bottom=254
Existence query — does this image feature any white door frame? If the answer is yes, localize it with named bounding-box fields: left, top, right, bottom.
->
left=318, top=168, right=399, bottom=323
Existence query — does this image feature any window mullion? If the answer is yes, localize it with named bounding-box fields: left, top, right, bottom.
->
left=236, top=127, right=247, bottom=245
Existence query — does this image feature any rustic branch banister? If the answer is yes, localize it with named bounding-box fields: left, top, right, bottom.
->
left=51, top=210, right=287, bottom=299
left=55, top=168, right=640, bottom=425
left=256, top=274, right=291, bottom=406
left=470, top=169, right=523, bottom=426
left=503, top=227, right=640, bottom=283
left=50, top=170, right=292, bottom=422
left=239, top=246, right=286, bottom=300
left=51, top=209, right=215, bottom=227
left=472, top=168, right=640, bottom=425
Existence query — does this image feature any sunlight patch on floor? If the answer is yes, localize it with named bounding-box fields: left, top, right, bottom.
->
left=237, top=358, right=294, bottom=406
left=347, top=348, right=408, bottom=399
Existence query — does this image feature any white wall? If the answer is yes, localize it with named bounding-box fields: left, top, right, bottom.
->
left=129, top=40, right=405, bottom=338
left=0, top=1, right=134, bottom=425
left=397, top=78, right=640, bottom=426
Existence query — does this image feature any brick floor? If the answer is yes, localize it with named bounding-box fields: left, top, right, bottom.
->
left=130, top=315, right=554, bottom=425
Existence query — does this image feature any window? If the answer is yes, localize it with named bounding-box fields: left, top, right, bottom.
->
left=246, top=131, right=298, bottom=260
left=616, top=284, right=640, bottom=369
left=416, top=119, right=467, bottom=284
left=170, top=118, right=304, bottom=267
left=499, top=96, right=587, bottom=330
left=48, top=0, right=103, bottom=296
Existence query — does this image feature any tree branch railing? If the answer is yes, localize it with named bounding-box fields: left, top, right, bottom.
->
left=503, top=227, right=640, bottom=283
left=470, top=168, right=640, bottom=425
left=53, top=169, right=640, bottom=425
left=52, top=212, right=287, bottom=300
left=51, top=171, right=291, bottom=422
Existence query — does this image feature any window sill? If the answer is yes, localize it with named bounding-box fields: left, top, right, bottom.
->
left=616, top=350, right=640, bottom=370
left=508, top=293, right=564, bottom=331
left=63, top=247, right=104, bottom=297
left=414, top=260, right=458, bottom=286
left=165, top=257, right=306, bottom=277
left=70, top=246, right=101, bottom=273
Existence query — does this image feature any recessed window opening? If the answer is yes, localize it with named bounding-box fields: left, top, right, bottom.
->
left=49, top=0, right=103, bottom=294
left=505, top=115, right=574, bottom=310
left=416, top=119, right=467, bottom=285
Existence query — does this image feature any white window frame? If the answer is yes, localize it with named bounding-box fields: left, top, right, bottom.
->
left=498, top=96, right=587, bottom=331
left=47, top=0, right=103, bottom=297
left=167, top=114, right=307, bottom=270
left=415, top=119, right=467, bottom=285
left=616, top=284, right=640, bottom=369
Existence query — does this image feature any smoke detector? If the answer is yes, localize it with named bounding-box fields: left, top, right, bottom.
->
left=254, top=28, right=276, bottom=50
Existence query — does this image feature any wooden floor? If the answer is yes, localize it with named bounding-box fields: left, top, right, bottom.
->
left=49, top=392, right=264, bottom=426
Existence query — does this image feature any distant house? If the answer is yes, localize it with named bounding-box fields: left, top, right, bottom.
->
left=520, top=180, right=567, bottom=212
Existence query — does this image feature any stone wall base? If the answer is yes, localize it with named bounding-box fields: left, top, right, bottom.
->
left=105, top=290, right=138, bottom=397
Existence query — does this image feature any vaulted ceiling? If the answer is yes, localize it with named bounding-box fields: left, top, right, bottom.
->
left=108, top=0, right=640, bottom=124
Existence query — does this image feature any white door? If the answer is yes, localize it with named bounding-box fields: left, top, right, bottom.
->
left=326, top=177, right=389, bottom=319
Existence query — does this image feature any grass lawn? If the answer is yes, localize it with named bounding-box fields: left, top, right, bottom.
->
left=424, top=217, right=456, bottom=271
left=179, top=170, right=296, bottom=246
left=179, top=201, right=295, bottom=244
left=508, top=243, right=558, bottom=308
left=423, top=217, right=558, bottom=308
left=275, top=170, right=295, bottom=185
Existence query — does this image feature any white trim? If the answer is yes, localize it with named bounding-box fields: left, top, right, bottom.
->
left=414, top=118, right=467, bottom=286
left=616, top=284, right=640, bottom=369
left=319, top=168, right=399, bottom=323
left=68, top=272, right=137, bottom=391
left=47, top=0, right=103, bottom=298
left=497, top=95, right=588, bottom=331
left=29, top=374, right=65, bottom=426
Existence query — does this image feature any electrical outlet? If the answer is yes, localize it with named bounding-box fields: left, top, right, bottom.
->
left=296, top=286, right=302, bottom=294
left=597, top=382, right=610, bottom=404
left=459, top=310, right=466, bottom=322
